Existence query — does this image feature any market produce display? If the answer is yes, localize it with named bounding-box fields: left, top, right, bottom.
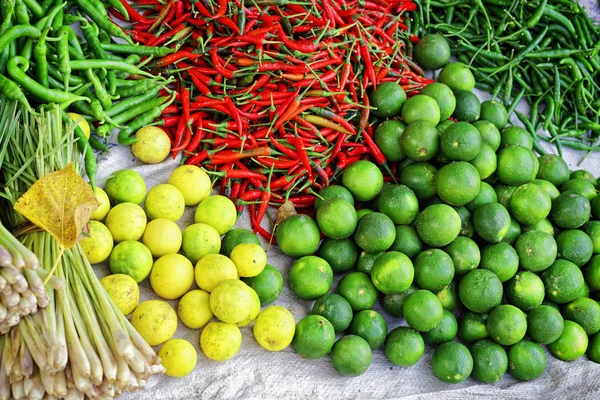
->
left=2, top=0, right=600, bottom=398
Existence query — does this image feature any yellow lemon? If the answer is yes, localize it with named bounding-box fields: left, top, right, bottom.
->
left=253, top=306, right=295, bottom=351
left=67, top=112, right=90, bottom=140
left=104, top=169, right=146, bottom=205
left=100, top=274, right=139, bottom=316
left=109, top=240, right=153, bottom=283
left=200, top=322, right=242, bottom=361
left=168, top=165, right=212, bottom=206
left=91, top=187, right=110, bottom=221
left=178, top=290, right=213, bottom=329
left=105, top=202, right=147, bottom=242
left=195, top=254, right=238, bottom=293
left=194, top=195, right=237, bottom=235
left=132, top=126, right=171, bottom=164
left=150, top=254, right=194, bottom=300
left=145, top=184, right=185, bottom=222
left=130, top=300, right=177, bottom=346
left=142, top=219, right=182, bottom=258
left=230, top=243, right=267, bottom=278
left=80, top=221, right=113, bottom=264
left=209, top=280, right=255, bottom=324
left=182, top=223, right=221, bottom=263
left=235, top=289, right=261, bottom=328
left=158, top=339, right=197, bottom=377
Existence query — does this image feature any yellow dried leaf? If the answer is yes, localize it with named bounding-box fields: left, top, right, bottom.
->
left=14, top=163, right=100, bottom=249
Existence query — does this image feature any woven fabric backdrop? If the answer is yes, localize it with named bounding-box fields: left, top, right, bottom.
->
left=91, top=1, right=600, bottom=398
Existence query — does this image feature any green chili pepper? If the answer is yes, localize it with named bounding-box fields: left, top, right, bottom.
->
left=72, top=0, right=133, bottom=44
left=33, top=27, right=51, bottom=88
left=106, top=86, right=161, bottom=117
left=21, top=0, right=43, bottom=18
left=14, top=0, right=30, bottom=50
left=97, top=95, right=169, bottom=137
left=117, top=94, right=176, bottom=145
left=0, top=73, right=39, bottom=115
left=62, top=111, right=97, bottom=189
left=80, top=19, right=118, bottom=99
left=0, top=25, right=42, bottom=54
left=68, top=59, right=156, bottom=77
left=99, top=43, right=176, bottom=57
left=20, top=2, right=64, bottom=60
left=88, top=134, right=109, bottom=152
left=114, top=79, right=161, bottom=97
left=7, top=56, right=89, bottom=107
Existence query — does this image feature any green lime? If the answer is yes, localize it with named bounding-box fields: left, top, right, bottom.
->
left=480, top=100, right=508, bottom=130
left=541, top=259, right=585, bottom=304
left=469, top=143, right=497, bottom=180
left=438, top=62, right=475, bottom=91
left=458, top=312, right=489, bottom=344
left=241, top=265, right=283, bottom=306
left=338, top=272, right=378, bottom=312
left=109, top=240, right=153, bottom=283
left=437, top=119, right=455, bottom=133
left=515, top=231, right=557, bottom=272
left=431, top=342, right=473, bottom=383
left=593, top=195, right=600, bottom=220
left=356, top=208, right=375, bottom=220
left=487, top=304, right=527, bottom=346
left=537, top=154, right=570, bottom=186
left=220, top=228, right=261, bottom=258
left=330, top=335, right=372, bottom=377
left=473, top=120, right=501, bottom=151
left=500, top=126, right=533, bottom=150
left=311, top=293, right=353, bottom=333
left=389, top=225, right=423, bottom=259
left=414, top=34, right=451, bottom=70
left=495, top=184, right=516, bottom=209
left=510, top=183, right=552, bottom=225
left=416, top=204, right=462, bottom=247
left=473, top=203, right=512, bottom=243
left=292, top=315, right=336, bottom=359
left=422, top=309, right=458, bottom=345
left=459, top=269, right=503, bottom=313
left=562, top=297, right=600, bottom=335
left=349, top=310, right=388, bottom=350
left=399, top=162, right=438, bottom=200
left=275, top=214, right=321, bottom=259
left=413, top=249, right=454, bottom=291
left=403, top=290, right=444, bottom=332
left=370, top=82, right=406, bottom=118
left=436, top=161, right=481, bottom=206
left=317, top=238, right=358, bottom=274
left=436, top=281, right=459, bottom=312
left=382, top=284, right=417, bottom=317
left=585, top=255, right=600, bottom=290
left=503, top=218, right=522, bottom=245
left=374, top=120, right=406, bottom=163
left=480, top=242, right=519, bottom=282
left=440, top=122, right=482, bottom=161
left=288, top=256, right=333, bottom=300
left=371, top=251, right=414, bottom=294
left=556, top=229, right=594, bottom=267
left=400, top=121, right=440, bottom=162
left=561, top=178, right=597, bottom=201
left=420, top=82, right=456, bottom=120
left=401, top=94, right=441, bottom=125
left=588, top=333, right=600, bottom=363
left=505, top=271, right=545, bottom=311
left=508, top=340, right=547, bottom=381
left=548, top=320, right=589, bottom=361
left=465, top=181, right=497, bottom=212
left=497, top=146, right=537, bottom=186
left=453, top=205, right=474, bottom=237
left=583, top=221, right=600, bottom=253
left=445, top=236, right=480, bottom=275
left=377, top=184, right=419, bottom=225
left=384, top=327, right=425, bottom=367
left=470, top=339, right=508, bottom=383
left=527, top=305, right=564, bottom=344
left=571, top=169, right=598, bottom=186
left=342, top=160, right=384, bottom=202
left=531, top=179, right=561, bottom=200
left=316, top=198, right=357, bottom=240
left=353, top=212, right=396, bottom=253
left=314, top=185, right=355, bottom=210
left=104, top=169, right=146, bottom=205
left=356, top=251, right=383, bottom=275
left=452, top=90, right=481, bottom=122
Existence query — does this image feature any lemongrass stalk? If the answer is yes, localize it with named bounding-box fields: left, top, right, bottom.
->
left=114, top=351, right=131, bottom=389
left=126, top=348, right=147, bottom=377
left=19, top=338, right=33, bottom=378
left=34, top=268, right=64, bottom=291
left=0, top=276, right=5, bottom=291
left=11, top=378, right=24, bottom=400
left=0, top=284, right=11, bottom=296
left=0, top=229, right=25, bottom=270
left=29, top=370, right=44, bottom=400
left=23, top=269, right=47, bottom=300
left=0, top=266, right=23, bottom=286
left=23, top=374, right=33, bottom=398
left=64, top=386, right=83, bottom=400
left=2, top=290, right=19, bottom=308
left=19, top=317, right=49, bottom=372
left=0, top=304, right=6, bottom=322
left=99, top=379, right=115, bottom=399
left=53, top=369, right=67, bottom=398
left=0, top=222, right=38, bottom=270
left=39, top=369, right=53, bottom=395
left=53, top=297, right=68, bottom=372
left=0, top=246, right=10, bottom=266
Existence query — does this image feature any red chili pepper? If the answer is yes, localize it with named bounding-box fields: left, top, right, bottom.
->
left=185, top=119, right=204, bottom=153
left=119, top=0, right=156, bottom=24
left=210, top=147, right=270, bottom=164
left=210, top=47, right=234, bottom=79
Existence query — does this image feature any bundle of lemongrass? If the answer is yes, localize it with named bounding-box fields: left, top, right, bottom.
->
left=0, top=100, right=163, bottom=399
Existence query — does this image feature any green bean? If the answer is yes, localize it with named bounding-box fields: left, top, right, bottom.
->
left=99, top=43, right=176, bottom=57
left=62, top=111, right=97, bottom=189
left=7, top=56, right=89, bottom=107
left=72, top=0, right=133, bottom=44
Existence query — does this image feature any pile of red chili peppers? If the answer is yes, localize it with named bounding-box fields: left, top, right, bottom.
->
left=111, top=0, right=431, bottom=240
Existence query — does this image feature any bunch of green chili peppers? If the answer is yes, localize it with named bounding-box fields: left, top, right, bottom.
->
left=419, top=0, right=600, bottom=161
left=0, top=0, right=173, bottom=186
